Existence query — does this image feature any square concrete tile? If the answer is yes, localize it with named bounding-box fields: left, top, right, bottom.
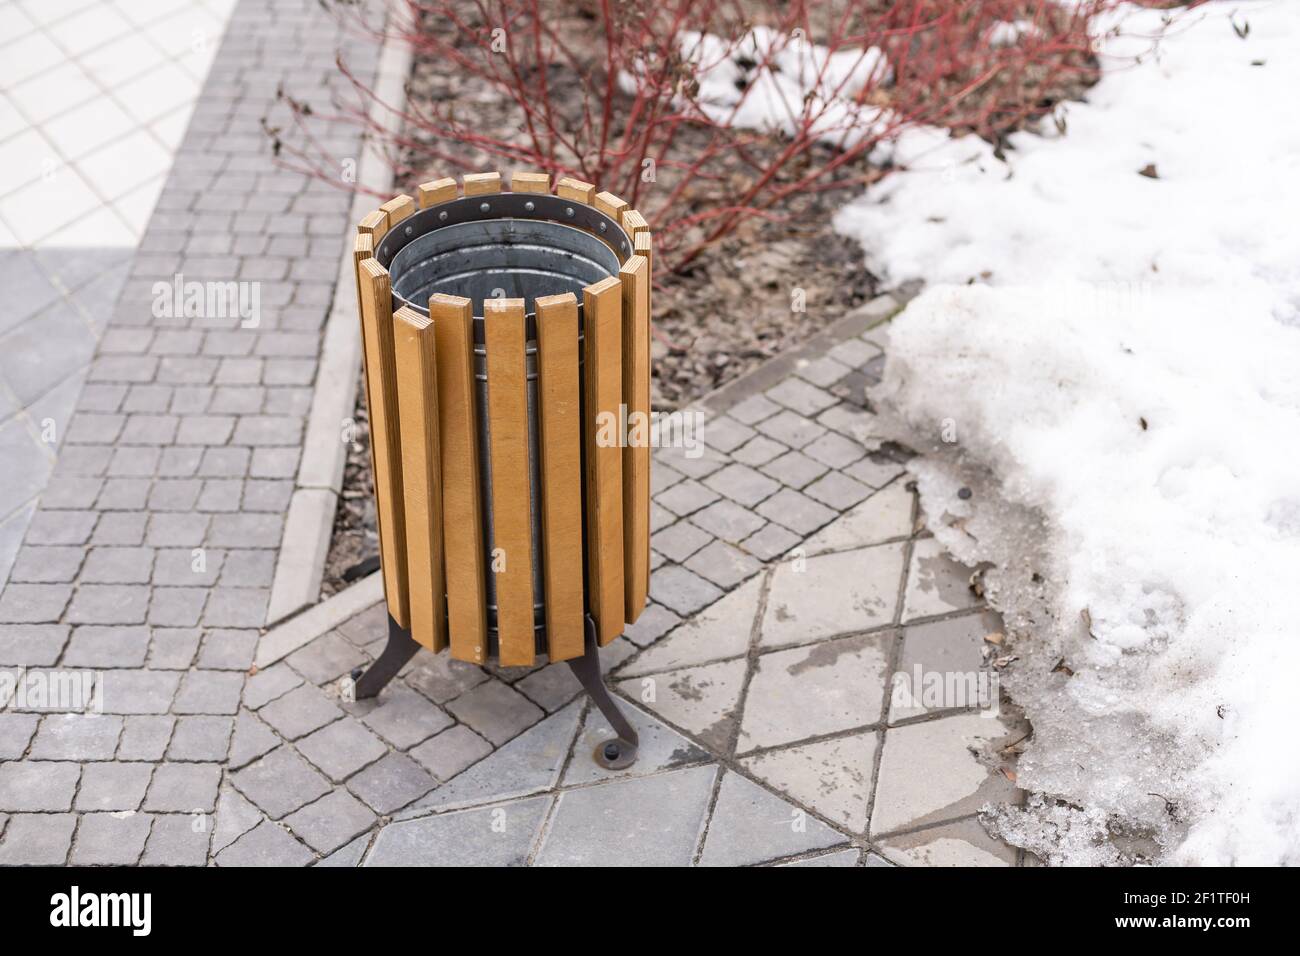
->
left=617, top=658, right=746, bottom=754
left=617, top=573, right=762, bottom=677
left=876, top=815, right=1017, bottom=867
left=741, top=731, right=878, bottom=832
left=366, top=795, right=550, bottom=867
left=890, top=610, right=1001, bottom=722
left=698, top=770, right=847, bottom=866
left=760, top=543, right=906, bottom=648
left=901, top=537, right=981, bottom=621
left=738, top=632, right=891, bottom=751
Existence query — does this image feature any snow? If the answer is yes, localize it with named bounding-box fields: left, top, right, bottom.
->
left=833, top=1, right=1300, bottom=865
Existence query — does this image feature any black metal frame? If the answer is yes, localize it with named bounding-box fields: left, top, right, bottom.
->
left=350, top=610, right=639, bottom=768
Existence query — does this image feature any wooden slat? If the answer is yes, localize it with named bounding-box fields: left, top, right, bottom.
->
left=483, top=298, right=536, bottom=667
left=431, top=293, right=489, bottom=663
left=618, top=255, right=650, bottom=624
left=357, top=258, right=408, bottom=627
left=393, top=306, right=446, bottom=652
left=594, top=190, right=628, bottom=224
left=582, top=276, right=625, bottom=645
left=510, top=171, right=550, bottom=194
left=634, top=230, right=653, bottom=273
left=380, top=193, right=415, bottom=227
left=556, top=177, right=595, bottom=204
left=621, top=209, right=649, bottom=238
left=534, top=293, right=585, bottom=662
left=358, top=209, right=387, bottom=242
left=417, top=177, right=457, bottom=208
left=462, top=171, right=501, bottom=196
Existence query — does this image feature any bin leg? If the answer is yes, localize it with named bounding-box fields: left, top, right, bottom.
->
left=349, top=612, right=420, bottom=699
left=567, top=615, right=639, bottom=769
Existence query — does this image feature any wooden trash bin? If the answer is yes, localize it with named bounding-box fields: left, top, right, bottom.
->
left=348, top=171, right=652, bottom=767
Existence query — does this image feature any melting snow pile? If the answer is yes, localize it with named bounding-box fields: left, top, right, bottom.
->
left=834, top=2, right=1300, bottom=864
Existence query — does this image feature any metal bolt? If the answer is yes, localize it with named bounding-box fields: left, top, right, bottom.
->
left=438, top=211, right=448, bottom=221
left=524, top=201, right=535, bottom=212
left=480, top=202, right=490, bottom=213
left=603, top=742, right=620, bottom=761
left=958, top=486, right=972, bottom=500
left=598, top=222, right=607, bottom=233
left=404, top=225, right=413, bottom=236
left=565, top=206, right=575, bottom=218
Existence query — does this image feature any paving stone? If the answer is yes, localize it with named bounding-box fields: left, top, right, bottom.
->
left=0, top=761, right=80, bottom=811
left=755, top=409, right=826, bottom=449
left=118, top=715, right=175, bottom=761
left=620, top=603, right=681, bottom=647
left=285, top=789, right=377, bottom=854
left=287, top=631, right=368, bottom=684
left=828, top=336, right=881, bottom=368
left=243, top=662, right=303, bottom=709
left=232, top=746, right=332, bottom=820
left=731, top=434, right=787, bottom=467
left=390, top=655, right=484, bottom=709
left=167, top=715, right=236, bottom=761
left=367, top=795, right=550, bottom=867
left=685, top=539, right=762, bottom=589
left=760, top=544, right=906, bottom=647
left=197, top=628, right=260, bottom=670
left=25, top=511, right=98, bottom=545
left=228, top=710, right=281, bottom=769
left=689, top=499, right=766, bottom=544
left=805, top=480, right=913, bottom=553
left=871, top=712, right=1022, bottom=836
left=649, top=461, right=684, bottom=494
left=140, top=814, right=210, bottom=866
left=149, top=627, right=203, bottom=669
left=173, top=669, right=244, bottom=715
left=144, top=762, right=222, bottom=813
left=91, top=512, right=147, bottom=545
left=655, top=444, right=727, bottom=480
left=216, top=819, right=314, bottom=866
left=30, top=714, right=124, bottom=760
left=0, top=583, right=73, bottom=623
left=902, top=537, right=981, bottom=621
left=891, top=610, right=1001, bottom=722
left=402, top=702, right=581, bottom=815
left=876, top=815, right=1017, bottom=867
left=335, top=604, right=388, bottom=645
left=259, top=684, right=343, bottom=740
left=648, top=565, right=723, bottom=617
left=740, top=522, right=801, bottom=561
left=9, top=546, right=84, bottom=584
left=654, top=479, right=721, bottom=517
left=802, top=431, right=866, bottom=469
left=347, top=752, right=437, bottom=814
left=62, top=625, right=151, bottom=668
left=538, top=764, right=716, bottom=867
left=755, top=487, right=837, bottom=535
left=700, top=770, right=847, bottom=866
left=202, top=587, right=269, bottom=628
left=649, top=501, right=674, bottom=534
left=212, top=785, right=263, bottom=854
left=727, top=393, right=782, bottom=425
left=147, top=478, right=201, bottom=511
left=513, top=664, right=582, bottom=713
left=207, top=513, right=283, bottom=548
left=760, top=450, right=829, bottom=489
left=816, top=403, right=883, bottom=444
left=701, top=414, right=754, bottom=453
left=742, top=731, right=878, bottom=832
left=618, top=658, right=746, bottom=753
left=794, top=354, right=852, bottom=388
left=0, top=813, right=76, bottom=865
left=0, top=624, right=70, bottom=666
left=0, top=713, right=39, bottom=759
left=650, top=520, right=712, bottom=563
left=75, top=762, right=154, bottom=812
left=148, top=587, right=208, bottom=627
left=318, top=834, right=370, bottom=867
left=442, top=678, right=540, bottom=746
left=70, top=812, right=152, bottom=865
left=844, top=449, right=909, bottom=489
left=781, top=848, right=865, bottom=867
left=408, top=725, right=493, bottom=782
left=296, top=717, right=388, bottom=782
left=704, top=463, right=780, bottom=507
left=564, top=701, right=709, bottom=787
left=739, top=632, right=892, bottom=751
left=217, top=548, right=277, bottom=586
left=100, top=670, right=181, bottom=714
left=97, top=478, right=152, bottom=511
left=145, top=512, right=210, bottom=547
left=803, top=471, right=873, bottom=510
left=620, top=578, right=760, bottom=679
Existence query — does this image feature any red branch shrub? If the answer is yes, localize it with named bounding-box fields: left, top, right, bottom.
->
left=270, top=0, right=1196, bottom=273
